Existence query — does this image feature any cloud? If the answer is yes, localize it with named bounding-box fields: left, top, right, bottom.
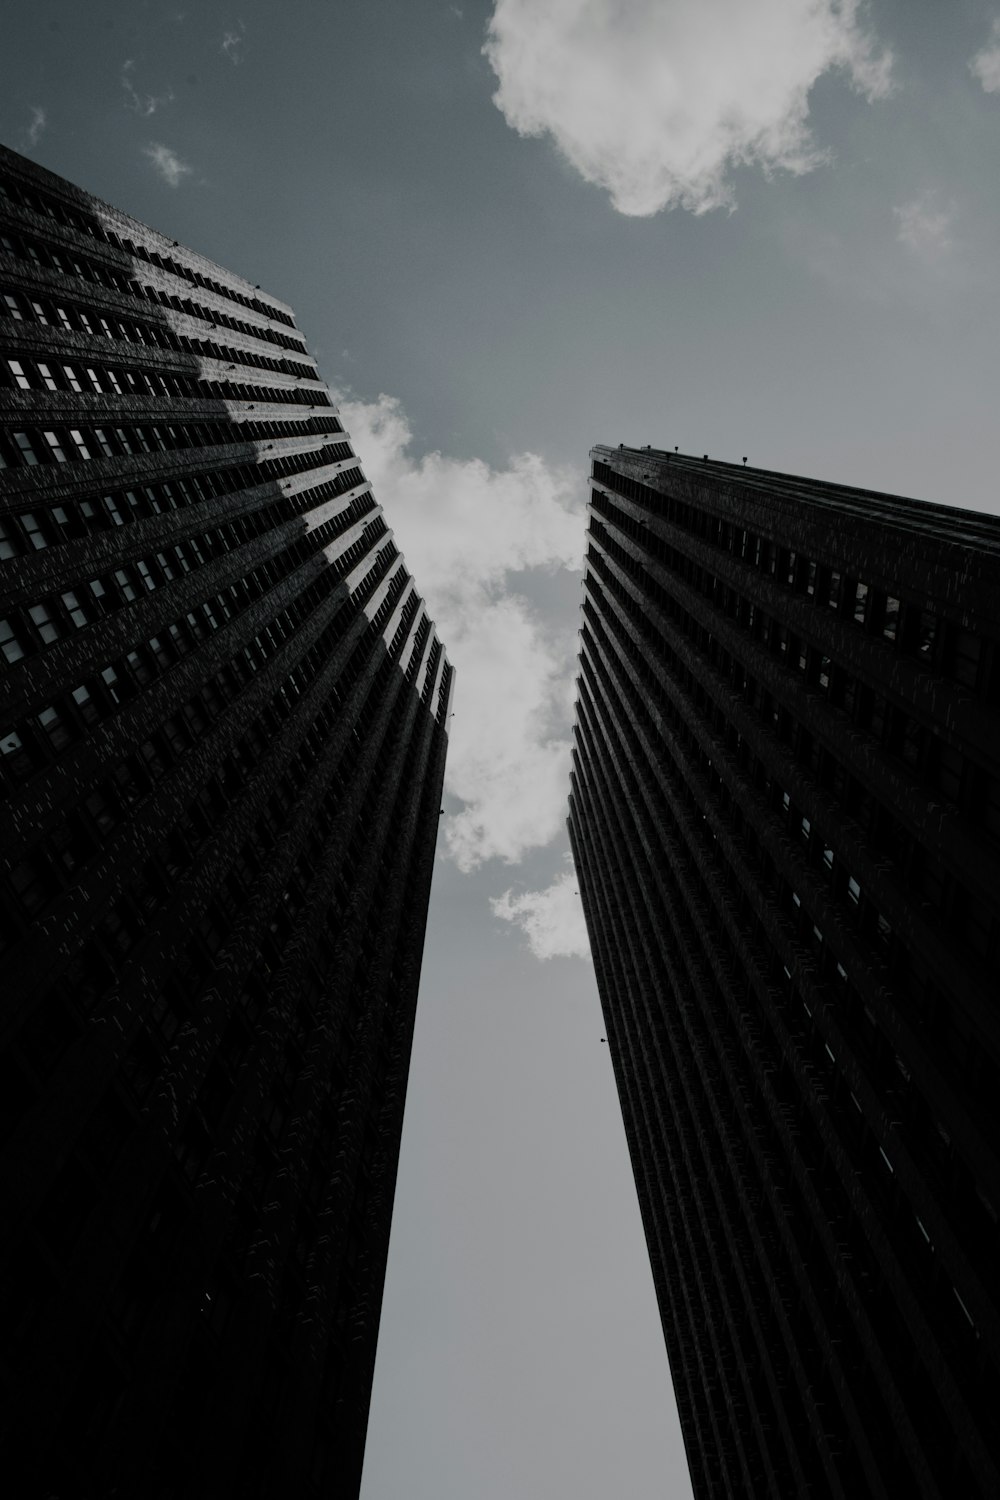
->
left=492, top=866, right=591, bottom=961
left=143, top=142, right=193, bottom=188
left=338, top=393, right=585, bottom=872
left=22, top=106, right=46, bottom=149
left=894, top=193, right=955, bottom=261
left=221, top=23, right=246, bottom=64
left=970, top=18, right=1000, bottom=92
left=484, top=0, right=893, bottom=216
left=121, top=59, right=174, bottom=116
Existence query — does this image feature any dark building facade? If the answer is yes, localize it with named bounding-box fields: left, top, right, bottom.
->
left=0, top=146, right=451, bottom=1498
left=568, top=445, right=1000, bottom=1500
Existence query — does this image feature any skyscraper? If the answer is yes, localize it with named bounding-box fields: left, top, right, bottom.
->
left=568, top=445, right=999, bottom=1499
left=0, top=145, right=451, bottom=1498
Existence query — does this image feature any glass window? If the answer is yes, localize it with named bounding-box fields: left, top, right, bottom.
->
left=43, top=430, right=68, bottom=463
left=68, top=429, right=92, bottom=460
left=883, top=596, right=900, bottom=641
left=852, top=581, right=868, bottom=624
left=14, top=430, right=40, bottom=465
left=61, top=591, right=90, bottom=629
left=7, top=358, right=31, bottom=389
left=0, top=617, right=25, bottom=664
left=0, top=519, right=18, bottom=560
left=62, top=363, right=82, bottom=392
left=28, top=604, right=59, bottom=645
left=113, top=569, right=137, bottom=603
left=37, top=362, right=60, bottom=391
left=21, top=512, right=49, bottom=549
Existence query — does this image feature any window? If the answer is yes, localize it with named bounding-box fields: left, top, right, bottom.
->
left=13, top=430, right=40, bottom=465
left=0, top=617, right=24, bottom=664
left=61, top=591, right=90, bottom=629
left=43, top=430, right=68, bottom=463
left=883, top=596, right=900, bottom=641
left=28, top=604, right=59, bottom=645
left=852, top=581, right=868, bottom=624
left=7, top=358, right=30, bottom=389
left=37, top=705, right=71, bottom=750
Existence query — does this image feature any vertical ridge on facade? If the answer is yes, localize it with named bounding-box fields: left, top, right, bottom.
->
left=0, top=145, right=452, bottom=1498
left=569, top=444, right=1000, bottom=1499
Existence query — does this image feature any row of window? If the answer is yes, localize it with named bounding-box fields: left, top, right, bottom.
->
left=593, top=465, right=995, bottom=700
left=0, top=449, right=358, bottom=561
left=1, top=350, right=331, bottom=418
left=0, top=283, right=314, bottom=381
left=586, top=530, right=999, bottom=997
left=3, top=350, right=192, bottom=399
left=584, top=545, right=985, bottom=1101
left=575, top=653, right=993, bottom=1493
left=1, top=506, right=389, bottom=798
left=589, top=501, right=999, bottom=843
left=2, top=534, right=403, bottom=951
left=0, top=406, right=341, bottom=474
left=1, top=171, right=296, bottom=328
left=580, top=564, right=999, bottom=1301
left=572, top=698, right=952, bottom=1498
left=1, top=214, right=305, bottom=353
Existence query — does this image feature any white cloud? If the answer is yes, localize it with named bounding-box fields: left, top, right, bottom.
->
left=121, top=60, right=174, bottom=116
left=894, top=193, right=955, bottom=260
left=143, top=142, right=193, bottom=188
left=484, top=0, right=893, bottom=216
left=23, top=106, right=46, bottom=149
left=338, top=394, right=585, bottom=872
left=492, top=866, right=591, bottom=961
left=221, top=23, right=246, bottom=64
left=970, top=18, right=1000, bottom=92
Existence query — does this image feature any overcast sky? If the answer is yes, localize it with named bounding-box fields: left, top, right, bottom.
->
left=4, top=3, right=1000, bottom=1496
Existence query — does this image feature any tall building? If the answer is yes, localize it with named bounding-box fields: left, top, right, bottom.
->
left=0, top=145, right=452, bottom=1498
left=568, top=445, right=1000, bottom=1500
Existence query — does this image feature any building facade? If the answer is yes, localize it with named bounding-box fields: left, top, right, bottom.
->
left=568, top=445, right=1000, bottom=1499
left=0, top=145, right=452, bottom=1498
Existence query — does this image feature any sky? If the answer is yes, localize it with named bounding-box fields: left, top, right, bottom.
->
left=4, top=2, right=1000, bottom=1496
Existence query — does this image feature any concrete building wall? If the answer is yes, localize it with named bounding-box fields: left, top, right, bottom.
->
left=570, top=444, right=1000, bottom=1499
left=0, top=144, right=451, bottom=1499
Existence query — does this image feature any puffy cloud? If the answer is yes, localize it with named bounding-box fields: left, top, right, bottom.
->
left=121, top=60, right=174, bottom=116
left=339, top=394, right=585, bottom=871
left=492, top=866, right=591, bottom=961
left=143, top=142, right=193, bottom=188
left=221, top=23, right=246, bottom=64
left=23, top=107, right=46, bottom=149
left=970, top=18, right=1000, bottom=92
left=894, top=193, right=955, bottom=260
left=484, top=0, right=893, bottom=216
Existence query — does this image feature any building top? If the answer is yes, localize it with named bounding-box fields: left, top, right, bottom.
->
left=594, top=443, right=1000, bottom=558
left=0, top=141, right=297, bottom=328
